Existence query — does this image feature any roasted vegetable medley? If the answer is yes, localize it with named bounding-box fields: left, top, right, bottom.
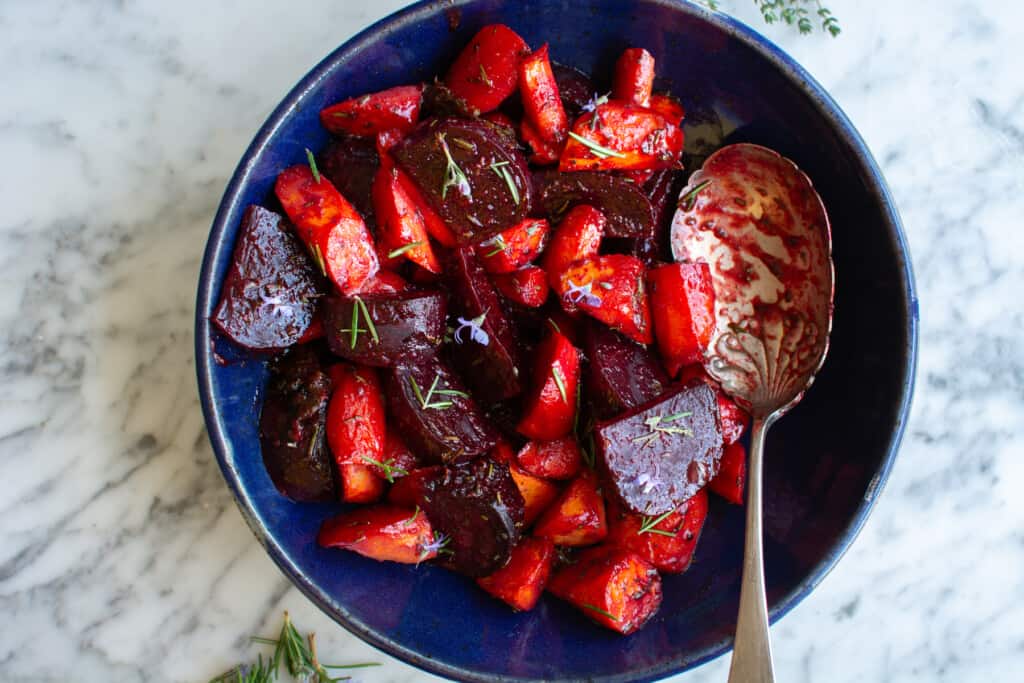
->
left=213, top=24, right=750, bottom=635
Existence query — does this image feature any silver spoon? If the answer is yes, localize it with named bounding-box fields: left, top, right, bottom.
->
left=670, top=143, right=835, bottom=683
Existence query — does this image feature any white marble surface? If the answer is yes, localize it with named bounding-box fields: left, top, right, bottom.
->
left=1, top=0, right=1021, bottom=681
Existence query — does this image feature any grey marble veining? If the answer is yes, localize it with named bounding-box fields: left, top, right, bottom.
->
left=0, top=1, right=1021, bottom=681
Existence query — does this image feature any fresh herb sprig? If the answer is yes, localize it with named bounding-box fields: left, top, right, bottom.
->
left=580, top=603, right=618, bottom=622
left=567, top=131, right=627, bottom=160
left=305, top=148, right=321, bottom=184
left=386, top=241, right=424, bottom=259
left=344, top=296, right=379, bottom=350
left=360, top=455, right=409, bottom=483
left=209, top=612, right=379, bottom=683
left=437, top=133, right=472, bottom=200
left=410, top=373, right=468, bottom=411
left=638, top=510, right=679, bottom=537
left=677, top=179, right=712, bottom=212
left=697, top=0, right=840, bottom=37
left=490, top=161, right=521, bottom=205
left=631, top=412, right=694, bottom=447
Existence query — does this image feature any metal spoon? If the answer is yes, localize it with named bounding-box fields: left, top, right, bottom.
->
left=670, top=143, right=835, bottom=683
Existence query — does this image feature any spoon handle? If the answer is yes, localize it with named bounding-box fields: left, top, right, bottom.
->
left=727, top=416, right=775, bottom=683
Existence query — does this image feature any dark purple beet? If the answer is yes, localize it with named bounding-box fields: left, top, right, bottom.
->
left=385, top=343, right=498, bottom=464
left=212, top=205, right=322, bottom=350
left=581, top=321, right=669, bottom=420
left=446, top=248, right=524, bottom=404
left=322, top=289, right=447, bottom=366
left=418, top=458, right=524, bottom=576
left=536, top=170, right=655, bottom=239
left=629, top=169, right=682, bottom=264
left=551, top=62, right=594, bottom=120
left=317, top=136, right=379, bottom=229
left=392, top=117, right=533, bottom=243
left=421, top=79, right=477, bottom=119
left=596, top=382, right=723, bottom=515
left=259, top=345, right=337, bottom=502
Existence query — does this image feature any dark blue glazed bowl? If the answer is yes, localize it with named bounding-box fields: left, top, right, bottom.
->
left=196, top=1, right=918, bottom=680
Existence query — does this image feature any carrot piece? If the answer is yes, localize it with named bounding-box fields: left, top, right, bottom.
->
left=445, top=24, right=531, bottom=114
left=612, top=48, right=656, bottom=107
left=677, top=364, right=752, bottom=445
left=492, top=267, right=550, bottom=308
left=517, top=331, right=580, bottom=441
left=362, top=430, right=421, bottom=483
left=542, top=204, right=606, bottom=289
left=320, top=84, right=424, bottom=137
left=386, top=466, right=439, bottom=507
left=648, top=262, right=716, bottom=375
left=375, top=128, right=406, bottom=154
left=274, top=164, right=379, bottom=295
left=520, top=118, right=562, bottom=165
left=325, top=365, right=386, bottom=502
left=547, top=547, right=662, bottom=634
left=490, top=440, right=561, bottom=524
left=476, top=218, right=550, bottom=274
left=318, top=505, right=436, bottom=563
left=519, top=44, right=569, bottom=146
left=395, top=167, right=459, bottom=247
left=709, top=442, right=746, bottom=505
left=477, top=537, right=556, bottom=611
left=559, top=102, right=683, bottom=172
left=357, top=269, right=409, bottom=295
left=372, top=159, right=442, bottom=273
left=516, top=436, right=583, bottom=480
left=338, top=463, right=386, bottom=504
left=648, top=93, right=685, bottom=125
left=482, top=110, right=516, bottom=130
left=533, top=469, right=607, bottom=546
left=554, top=255, right=653, bottom=345
left=605, top=489, right=708, bottom=573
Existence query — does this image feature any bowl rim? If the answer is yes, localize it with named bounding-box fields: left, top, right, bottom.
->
left=195, top=1, right=919, bottom=680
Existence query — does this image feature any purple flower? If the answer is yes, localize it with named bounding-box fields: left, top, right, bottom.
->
left=581, top=92, right=609, bottom=113
left=563, top=280, right=601, bottom=307
left=453, top=313, right=489, bottom=346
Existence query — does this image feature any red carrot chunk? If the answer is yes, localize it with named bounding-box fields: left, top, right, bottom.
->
left=325, top=365, right=387, bottom=502
left=491, top=441, right=561, bottom=525
left=648, top=93, right=685, bottom=125
left=362, top=430, right=421, bottom=483
left=477, top=537, right=556, bottom=611
left=387, top=466, right=440, bottom=507
left=357, top=269, right=409, bottom=295
left=677, top=364, right=751, bottom=445
left=372, top=160, right=441, bottom=273
left=547, top=546, right=662, bottom=634
left=709, top=441, right=747, bottom=505
left=274, top=164, right=379, bottom=295
left=516, top=436, right=583, bottom=480
left=649, top=262, right=716, bottom=375
left=533, top=469, right=607, bottom=546
left=445, top=24, right=531, bottom=114
left=476, top=218, right=550, bottom=274
left=542, top=204, right=606, bottom=289
left=519, top=44, right=569, bottom=146
left=493, top=267, right=550, bottom=308
left=611, top=48, right=656, bottom=107
left=338, top=463, right=386, bottom=503
left=517, top=331, right=580, bottom=441
left=395, top=167, right=460, bottom=247
left=320, top=84, right=424, bottom=137
left=559, top=102, right=683, bottom=172
left=554, top=255, right=653, bottom=345
left=318, top=505, right=436, bottom=564
left=520, top=118, right=562, bottom=165
left=605, top=489, right=708, bottom=573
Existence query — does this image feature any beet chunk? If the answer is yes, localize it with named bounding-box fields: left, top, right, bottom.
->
left=419, top=458, right=525, bottom=576
left=259, top=345, right=336, bottom=501
left=551, top=62, right=594, bottom=120
left=447, top=248, right=524, bottom=403
left=317, top=136, right=380, bottom=229
left=596, top=382, right=723, bottom=515
left=212, top=205, right=322, bottom=350
left=581, top=321, right=669, bottom=420
left=536, top=170, right=654, bottom=239
left=385, top=343, right=498, bottom=464
left=322, top=289, right=447, bottom=367
left=392, top=117, right=533, bottom=243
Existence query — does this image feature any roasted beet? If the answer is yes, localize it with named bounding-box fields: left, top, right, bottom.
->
left=420, top=79, right=477, bottom=119
left=259, top=346, right=336, bottom=502
left=581, top=321, right=669, bottom=420
left=213, top=206, right=322, bottom=350
left=418, top=458, right=525, bottom=576
left=447, top=248, right=524, bottom=403
left=322, top=289, right=447, bottom=367
left=386, top=344, right=498, bottom=464
left=536, top=170, right=654, bottom=239
left=630, top=168, right=680, bottom=263
left=317, top=136, right=380, bottom=228
left=392, top=117, right=533, bottom=243
left=596, top=382, right=723, bottom=515
left=551, top=63, right=594, bottom=120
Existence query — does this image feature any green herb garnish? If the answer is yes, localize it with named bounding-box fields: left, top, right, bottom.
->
left=567, top=131, right=627, bottom=160
left=639, top=510, right=679, bottom=537
left=479, top=63, right=494, bottom=87
left=580, top=603, right=618, bottom=622
left=360, top=455, right=409, bottom=483
left=698, top=1, right=839, bottom=37
left=490, top=161, right=520, bottom=205
left=355, top=296, right=378, bottom=344
left=305, top=148, right=321, bottom=184
left=410, top=373, right=458, bottom=410
left=438, top=133, right=471, bottom=200
left=484, top=234, right=508, bottom=257
left=552, top=366, right=568, bottom=404
left=632, top=412, right=694, bottom=447
left=387, top=241, right=424, bottom=259
left=677, top=179, right=712, bottom=212
left=309, top=243, right=327, bottom=276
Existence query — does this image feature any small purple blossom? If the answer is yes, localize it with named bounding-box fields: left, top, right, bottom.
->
left=453, top=313, right=489, bottom=345
left=581, top=92, right=609, bottom=113
left=563, top=280, right=601, bottom=307
left=418, top=532, right=450, bottom=562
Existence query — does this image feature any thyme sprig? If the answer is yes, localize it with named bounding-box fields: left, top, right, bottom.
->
left=698, top=1, right=840, bottom=37
left=567, top=131, right=627, bottom=160
left=631, top=412, right=694, bottom=447
left=208, top=612, right=379, bottom=683
left=437, top=133, right=472, bottom=200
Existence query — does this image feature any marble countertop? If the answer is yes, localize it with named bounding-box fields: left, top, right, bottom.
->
left=1, top=0, right=1021, bottom=681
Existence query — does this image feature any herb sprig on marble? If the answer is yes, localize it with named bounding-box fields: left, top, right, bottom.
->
left=698, top=0, right=841, bottom=37
left=208, top=612, right=379, bottom=683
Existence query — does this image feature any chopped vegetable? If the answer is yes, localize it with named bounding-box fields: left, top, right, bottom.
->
left=318, top=505, right=437, bottom=564
left=606, top=489, right=708, bottom=573
left=559, top=102, right=683, bottom=172
left=519, top=44, right=569, bottom=146
left=320, top=84, right=424, bottom=136
left=611, top=48, right=656, bottom=107
left=444, top=24, right=530, bottom=114
left=648, top=262, right=716, bottom=375
left=492, top=266, right=550, bottom=308
left=708, top=441, right=747, bottom=505
left=516, top=436, right=583, bottom=480
left=518, top=331, right=580, bottom=441
left=476, top=218, right=550, bottom=274
left=554, top=255, right=653, bottom=344
left=533, top=468, right=607, bottom=546
left=477, top=537, right=555, bottom=611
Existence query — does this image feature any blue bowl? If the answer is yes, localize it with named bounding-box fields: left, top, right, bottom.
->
left=195, top=1, right=918, bottom=680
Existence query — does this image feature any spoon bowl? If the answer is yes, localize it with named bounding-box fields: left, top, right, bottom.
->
left=671, top=143, right=836, bottom=682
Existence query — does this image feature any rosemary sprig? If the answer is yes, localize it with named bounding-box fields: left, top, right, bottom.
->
left=567, top=131, right=627, bottom=160
left=580, top=603, right=618, bottom=621
left=552, top=366, right=568, bottom=404
left=639, top=509, right=678, bottom=537
left=344, top=296, right=379, bottom=349
left=309, top=243, right=327, bottom=277
left=410, top=373, right=460, bottom=410
left=305, top=148, right=321, bottom=184
left=387, top=241, right=424, bottom=259
left=632, top=412, right=694, bottom=447
left=490, top=161, right=520, bottom=205
left=677, top=179, right=712, bottom=212
left=479, top=63, right=494, bottom=88
left=208, top=612, right=379, bottom=683
left=483, top=234, right=507, bottom=257
left=360, top=455, right=409, bottom=483
left=437, top=133, right=472, bottom=200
